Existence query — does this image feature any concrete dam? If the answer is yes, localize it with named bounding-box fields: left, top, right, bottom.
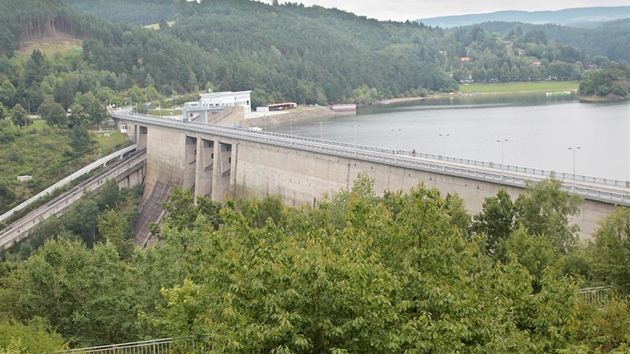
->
left=113, top=111, right=629, bottom=244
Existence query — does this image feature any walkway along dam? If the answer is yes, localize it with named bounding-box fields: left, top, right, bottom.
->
left=112, top=111, right=629, bottom=244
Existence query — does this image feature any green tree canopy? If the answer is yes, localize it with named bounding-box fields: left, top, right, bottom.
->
left=68, top=125, right=94, bottom=155
left=590, top=207, right=630, bottom=294
left=579, top=62, right=630, bottom=98
left=472, top=188, right=517, bottom=254
left=516, top=178, right=582, bottom=253
left=0, top=317, right=67, bottom=353
left=38, top=98, right=68, bottom=128
left=147, top=177, right=608, bottom=353
left=9, top=104, right=28, bottom=128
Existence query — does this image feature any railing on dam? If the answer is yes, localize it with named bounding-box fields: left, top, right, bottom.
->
left=112, top=112, right=630, bottom=207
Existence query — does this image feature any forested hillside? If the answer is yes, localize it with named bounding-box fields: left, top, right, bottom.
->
left=452, top=19, right=630, bottom=64
left=162, top=1, right=456, bottom=104
left=4, top=0, right=459, bottom=107
left=61, top=0, right=176, bottom=25
left=57, top=0, right=626, bottom=102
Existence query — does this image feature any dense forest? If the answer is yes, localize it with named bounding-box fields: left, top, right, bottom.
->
left=1, top=176, right=630, bottom=352
left=0, top=0, right=626, bottom=122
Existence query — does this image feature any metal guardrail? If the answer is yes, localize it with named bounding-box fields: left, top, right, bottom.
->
left=112, top=112, right=630, bottom=206
left=0, top=145, right=138, bottom=225
left=58, top=337, right=209, bottom=354
left=59, top=338, right=172, bottom=354
left=579, top=286, right=614, bottom=305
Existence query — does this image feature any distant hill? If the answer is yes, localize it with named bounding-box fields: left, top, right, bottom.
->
left=416, top=6, right=630, bottom=28
left=448, top=19, right=630, bottom=63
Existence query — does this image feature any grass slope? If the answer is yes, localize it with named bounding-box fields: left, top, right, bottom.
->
left=459, top=81, right=579, bottom=94
left=14, top=33, right=83, bottom=61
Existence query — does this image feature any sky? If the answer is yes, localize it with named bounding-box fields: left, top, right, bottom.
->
left=286, top=0, right=630, bottom=22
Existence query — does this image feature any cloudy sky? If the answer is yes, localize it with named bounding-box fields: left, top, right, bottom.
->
left=289, top=0, right=629, bottom=22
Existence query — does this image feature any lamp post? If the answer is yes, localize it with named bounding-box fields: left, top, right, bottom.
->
left=439, top=133, right=449, bottom=169
left=497, top=139, right=508, bottom=177
left=290, top=118, right=293, bottom=135
left=391, top=128, right=401, bottom=153
left=351, top=124, right=360, bottom=148
left=568, top=146, right=581, bottom=193
left=319, top=122, right=323, bottom=142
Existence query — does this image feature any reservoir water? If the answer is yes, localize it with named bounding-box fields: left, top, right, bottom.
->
left=270, top=93, right=630, bottom=182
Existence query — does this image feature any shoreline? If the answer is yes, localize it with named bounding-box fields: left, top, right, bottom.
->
left=578, top=95, right=629, bottom=103
left=225, top=84, right=606, bottom=128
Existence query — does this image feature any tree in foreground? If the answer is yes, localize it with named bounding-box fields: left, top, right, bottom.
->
left=590, top=207, right=630, bottom=295
left=148, top=175, right=628, bottom=353
left=0, top=177, right=628, bottom=350
left=0, top=317, right=67, bottom=353
left=472, top=188, right=517, bottom=254
left=515, top=178, right=583, bottom=254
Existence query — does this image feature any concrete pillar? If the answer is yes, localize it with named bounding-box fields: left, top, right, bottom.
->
left=195, top=139, right=214, bottom=198
left=137, top=126, right=148, bottom=150
left=183, top=136, right=197, bottom=190
left=211, top=140, right=232, bottom=202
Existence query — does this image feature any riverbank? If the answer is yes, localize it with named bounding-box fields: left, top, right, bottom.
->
left=378, top=82, right=581, bottom=105
left=578, top=94, right=629, bottom=103
left=218, top=81, right=585, bottom=127
left=237, top=106, right=336, bottom=129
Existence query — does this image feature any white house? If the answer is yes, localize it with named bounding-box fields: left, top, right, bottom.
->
left=198, top=90, right=252, bottom=115
left=183, top=90, right=252, bottom=123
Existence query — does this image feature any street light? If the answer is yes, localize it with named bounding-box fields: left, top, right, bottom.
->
left=568, top=146, right=581, bottom=193
left=497, top=139, right=508, bottom=177
left=319, top=122, right=323, bottom=142
left=391, top=128, right=401, bottom=153
left=439, top=133, right=449, bottom=168
left=290, top=118, right=293, bottom=135
left=351, top=124, right=360, bottom=148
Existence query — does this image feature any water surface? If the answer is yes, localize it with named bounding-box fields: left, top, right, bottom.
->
left=271, top=93, right=630, bottom=181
